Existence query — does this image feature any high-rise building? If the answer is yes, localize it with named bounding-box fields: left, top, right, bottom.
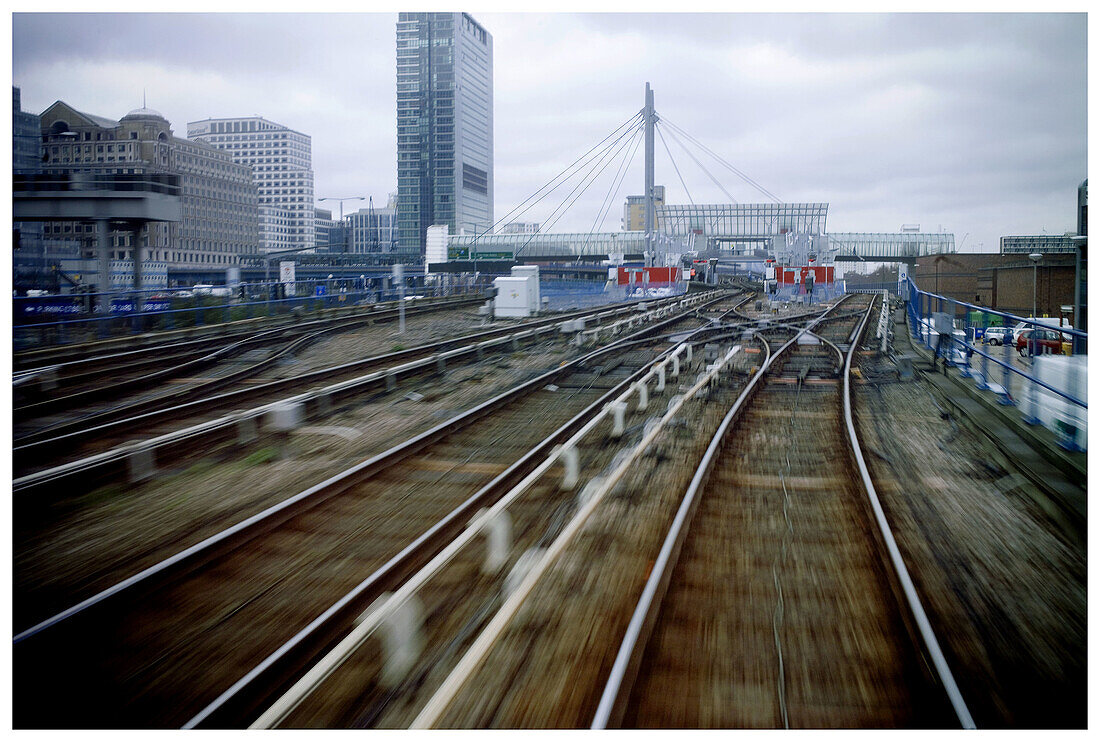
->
left=187, top=116, right=315, bottom=255
left=623, top=186, right=665, bottom=231
left=35, top=101, right=260, bottom=276
left=396, top=12, right=493, bottom=255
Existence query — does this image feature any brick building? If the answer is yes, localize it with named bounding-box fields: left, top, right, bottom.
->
left=913, top=252, right=1078, bottom=323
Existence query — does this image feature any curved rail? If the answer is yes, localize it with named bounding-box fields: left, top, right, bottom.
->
left=15, top=294, right=733, bottom=645
left=589, top=300, right=852, bottom=728
left=187, top=297, right=756, bottom=728
left=590, top=294, right=974, bottom=729
left=13, top=294, right=691, bottom=446
left=409, top=300, right=854, bottom=729
left=843, top=301, right=976, bottom=729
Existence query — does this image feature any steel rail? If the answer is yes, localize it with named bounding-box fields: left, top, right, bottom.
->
left=843, top=300, right=977, bottom=729
left=589, top=301, right=854, bottom=728
left=188, top=330, right=712, bottom=729
left=14, top=292, right=722, bottom=477
left=12, top=293, right=481, bottom=373
left=14, top=293, right=679, bottom=443
left=14, top=295, right=725, bottom=647
left=589, top=294, right=974, bottom=729
left=245, top=314, right=762, bottom=729
left=13, top=296, right=478, bottom=419
left=408, top=330, right=769, bottom=730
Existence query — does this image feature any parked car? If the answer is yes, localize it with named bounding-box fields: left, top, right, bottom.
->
left=1017, top=328, right=1067, bottom=357
left=983, top=326, right=1013, bottom=345
left=1011, top=318, right=1073, bottom=346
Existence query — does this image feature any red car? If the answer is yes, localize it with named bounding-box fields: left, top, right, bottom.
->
left=1016, top=328, right=1066, bottom=356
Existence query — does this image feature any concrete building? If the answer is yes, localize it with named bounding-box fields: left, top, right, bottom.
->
left=315, top=207, right=335, bottom=251
left=35, top=101, right=259, bottom=281
left=13, top=86, right=47, bottom=290
left=500, top=221, right=540, bottom=234
left=396, top=12, right=493, bottom=254
left=347, top=203, right=398, bottom=253
left=188, top=116, right=314, bottom=255
left=623, top=185, right=665, bottom=231
left=913, top=253, right=1078, bottom=322
left=13, top=86, right=40, bottom=171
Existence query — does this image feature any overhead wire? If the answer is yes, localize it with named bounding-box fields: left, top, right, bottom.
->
left=656, top=121, right=694, bottom=206
left=532, top=118, right=642, bottom=237
left=587, top=124, right=642, bottom=238
left=596, top=125, right=645, bottom=234
left=662, top=116, right=778, bottom=200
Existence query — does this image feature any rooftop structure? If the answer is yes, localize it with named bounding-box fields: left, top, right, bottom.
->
left=1000, top=234, right=1082, bottom=254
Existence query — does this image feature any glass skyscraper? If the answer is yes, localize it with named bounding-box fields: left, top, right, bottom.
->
left=396, top=12, right=493, bottom=255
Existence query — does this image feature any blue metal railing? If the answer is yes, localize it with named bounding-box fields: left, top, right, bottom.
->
left=901, top=277, right=1086, bottom=451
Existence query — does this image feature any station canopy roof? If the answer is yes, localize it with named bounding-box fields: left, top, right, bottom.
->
left=656, top=203, right=828, bottom=238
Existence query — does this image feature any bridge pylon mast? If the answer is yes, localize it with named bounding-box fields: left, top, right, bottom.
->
left=644, top=82, right=656, bottom=267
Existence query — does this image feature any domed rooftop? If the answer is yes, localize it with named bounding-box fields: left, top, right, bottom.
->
left=122, top=107, right=168, bottom=121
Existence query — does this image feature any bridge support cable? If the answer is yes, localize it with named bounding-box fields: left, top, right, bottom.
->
left=655, top=122, right=695, bottom=207
left=520, top=119, right=643, bottom=248
left=518, top=118, right=646, bottom=256
left=465, top=110, right=643, bottom=251
left=582, top=124, right=646, bottom=253
left=658, top=123, right=739, bottom=205
left=658, top=116, right=783, bottom=203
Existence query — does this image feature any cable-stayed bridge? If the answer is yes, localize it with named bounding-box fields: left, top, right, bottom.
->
left=431, top=83, right=954, bottom=269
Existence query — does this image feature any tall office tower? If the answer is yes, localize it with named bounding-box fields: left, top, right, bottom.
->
left=396, top=12, right=493, bottom=255
left=188, top=116, right=315, bottom=254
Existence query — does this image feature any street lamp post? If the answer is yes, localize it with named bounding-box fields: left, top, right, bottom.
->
left=319, top=196, right=366, bottom=254
left=1029, top=252, right=1042, bottom=319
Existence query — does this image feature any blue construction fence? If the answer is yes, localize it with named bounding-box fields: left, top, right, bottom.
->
left=13, top=276, right=483, bottom=350
left=900, top=277, right=1086, bottom=452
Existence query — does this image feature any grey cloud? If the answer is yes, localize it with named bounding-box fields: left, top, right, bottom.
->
left=12, top=12, right=1087, bottom=250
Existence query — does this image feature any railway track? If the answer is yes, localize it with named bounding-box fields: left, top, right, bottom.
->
left=12, top=291, right=748, bottom=729
left=374, top=293, right=975, bottom=730
left=599, top=293, right=971, bottom=729
left=13, top=294, right=483, bottom=418
left=13, top=291, right=484, bottom=371
left=13, top=292, right=719, bottom=485
left=223, top=296, right=854, bottom=728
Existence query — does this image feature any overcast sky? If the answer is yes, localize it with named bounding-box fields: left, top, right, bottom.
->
left=11, top=10, right=1088, bottom=253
